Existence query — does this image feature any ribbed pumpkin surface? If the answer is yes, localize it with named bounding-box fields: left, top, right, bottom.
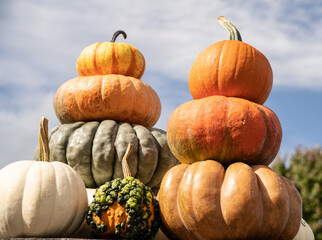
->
left=34, top=120, right=178, bottom=190
left=53, top=74, right=161, bottom=128
left=167, top=95, right=282, bottom=166
left=158, top=160, right=302, bottom=240
left=189, top=40, right=273, bottom=104
left=76, top=42, right=145, bottom=79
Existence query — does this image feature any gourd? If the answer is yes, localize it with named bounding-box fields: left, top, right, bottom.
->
left=158, top=160, right=302, bottom=240
left=76, top=30, right=145, bottom=79
left=53, top=74, right=161, bottom=127
left=167, top=95, right=282, bottom=166
left=0, top=117, right=88, bottom=238
left=34, top=119, right=179, bottom=190
left=86, top=144, right=160, bottom=239
left=189, top=16, right=273, bottom=104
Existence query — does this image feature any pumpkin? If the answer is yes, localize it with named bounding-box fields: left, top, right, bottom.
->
left=76, top=30, right=145, bottom=79
left=86, top=144, right=160, bottom=239
left=34, top=119, right=179, bottom=190
left=189, top=16, right=273, bottom=104
left=0, top=117, right=88, bottom=238
left=167, top=95, right=282, bottom=166
left=293, top=219, right=315, bottom=240
left=53, top=74, right=161, bottom=127
left=158, top=160, right=302, bottom=240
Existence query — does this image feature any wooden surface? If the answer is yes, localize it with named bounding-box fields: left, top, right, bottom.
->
left=2, top=230, right=168, bottom=240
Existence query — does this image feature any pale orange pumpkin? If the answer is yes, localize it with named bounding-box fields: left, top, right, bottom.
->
left=158, top=160, right=302, bottom=240
left=53, top=74, right=161, bottom=127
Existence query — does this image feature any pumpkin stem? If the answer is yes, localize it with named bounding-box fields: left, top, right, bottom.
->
left=38, top=117, right=50, bottom=162
left=217, top=16, right=242, bottom=41
left=110, top=30, right=127, bottom=42
left=122, top=143, right=133, bottom=177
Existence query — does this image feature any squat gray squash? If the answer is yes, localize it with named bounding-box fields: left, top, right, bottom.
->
left=34, top=120, right=179, bottom=190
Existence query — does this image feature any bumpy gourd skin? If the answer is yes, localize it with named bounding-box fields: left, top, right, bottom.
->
left=86, top=176, right=160, bottom=239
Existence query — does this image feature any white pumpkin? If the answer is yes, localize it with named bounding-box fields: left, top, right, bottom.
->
left=293, top=219, right=315, bottom=240
left=0, top=117, right=88, bottom=238
left=0, top=160, right=88, bottom=237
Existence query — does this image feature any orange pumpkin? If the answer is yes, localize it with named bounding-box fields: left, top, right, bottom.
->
left=167, top=95, right=282, bottom=166
left=76, top=30, right=145, bottom=79
left=189, top=16, right=273, bottom=104
left=53, top=74, right=161, bottom=127
left=158, top=160, right=302, bottom=240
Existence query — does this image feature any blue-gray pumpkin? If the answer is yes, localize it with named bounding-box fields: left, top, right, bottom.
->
left=34, top=120, right=179, bottom=191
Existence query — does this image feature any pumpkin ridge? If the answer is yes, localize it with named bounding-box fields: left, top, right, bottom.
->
left=113, top=123, right=139, bottom=179
left=279, top=176, right=302, bottom=239
left=43, top=163, right=59, bottom=234
left=190, top=163, right=206, bottom=239
left=254, top=104, right=271, bottom=164
left=147, top=128, right=179, bottom=189
left=20, top=162, right=34, bottom=235
left=126, top=46, right=137, bottom=78
left=264, top=107, right=282, bottom=165
left=71, top=78, right=87, bottom=122
left=52, top=163, right=80, bottom=236
left=252, top=166, right=290, bottom=238
left=110, top=120, right=119, bottom=149
left=93, top=42, right=103, bottom=75
left=57, top=162, right=89, bottom=236
left=250, top=46, right=265, bottom=103
left=217, top=41, right=227, bottom=94
left=132, top=124, right=158, bottom=184
left=54, top=86, right=75, bottom=124
left=232, top=42, right=240, bottom=93
left=91, top=120, right=118, bottom=186
left=66, top=122, right=99, bottom=187
left=52, top=122, right=85, bottom=164
left=136, top=46, right=146, bottom=79
left=255, top=104, right=281, bottom=166
left=219, top=97, right=232, bottom=162
left=144, top=130, right=161, bottom=188
left=90, top=121, right=104, bottom=187
left=128, top=77, right=137, bottom=124
left=176, top=165, right=195, bottom=239
left=111, top=43, right=119, bottom=74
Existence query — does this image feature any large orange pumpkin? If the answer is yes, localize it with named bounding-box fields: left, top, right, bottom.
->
left=167, top=95, right=282, bottom=166
left=189, top=16, right=273, bottom=104
left=76, top=30, right=145, bottom=79
left=53, top=74, right=161, bottom=127
left=158, top=160, right=302, bottom=240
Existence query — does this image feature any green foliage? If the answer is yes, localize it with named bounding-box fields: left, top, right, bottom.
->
left=272, top=145, right=322, bottom=240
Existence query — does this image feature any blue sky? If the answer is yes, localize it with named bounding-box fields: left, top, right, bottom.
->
left=0, top=0, right=321, bottom=169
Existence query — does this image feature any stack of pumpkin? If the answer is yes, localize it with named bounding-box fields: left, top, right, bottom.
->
left=0, top=30, right=177, bottom=239
left=158, top=17, right=303, bottom=240
left=35, top=30, right=178, bottom=192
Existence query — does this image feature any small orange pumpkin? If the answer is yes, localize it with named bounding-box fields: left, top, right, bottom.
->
left=53, top=74, right=161, bottom=127
left=76, top=30, right=145, bottom=79
left=158, top=160, right=302, bottom=240
left=167, top=95, right=282, bottom=166
left=189, top=16, right=273, bottom=104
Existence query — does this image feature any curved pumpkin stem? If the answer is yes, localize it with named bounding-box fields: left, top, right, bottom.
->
left=217, top=16, right=242, bottom=41
left=38, top=117, right=50, bottom=162
left=110, top=30, right=127, bottom=42
left=122, top=143, right=133, bottom=177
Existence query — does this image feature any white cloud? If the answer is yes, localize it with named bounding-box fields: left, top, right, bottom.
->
left=0, top=0, right=322, bottom=168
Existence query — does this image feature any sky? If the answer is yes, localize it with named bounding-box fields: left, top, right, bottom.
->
left=0, top=0, right=321, bottom=169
